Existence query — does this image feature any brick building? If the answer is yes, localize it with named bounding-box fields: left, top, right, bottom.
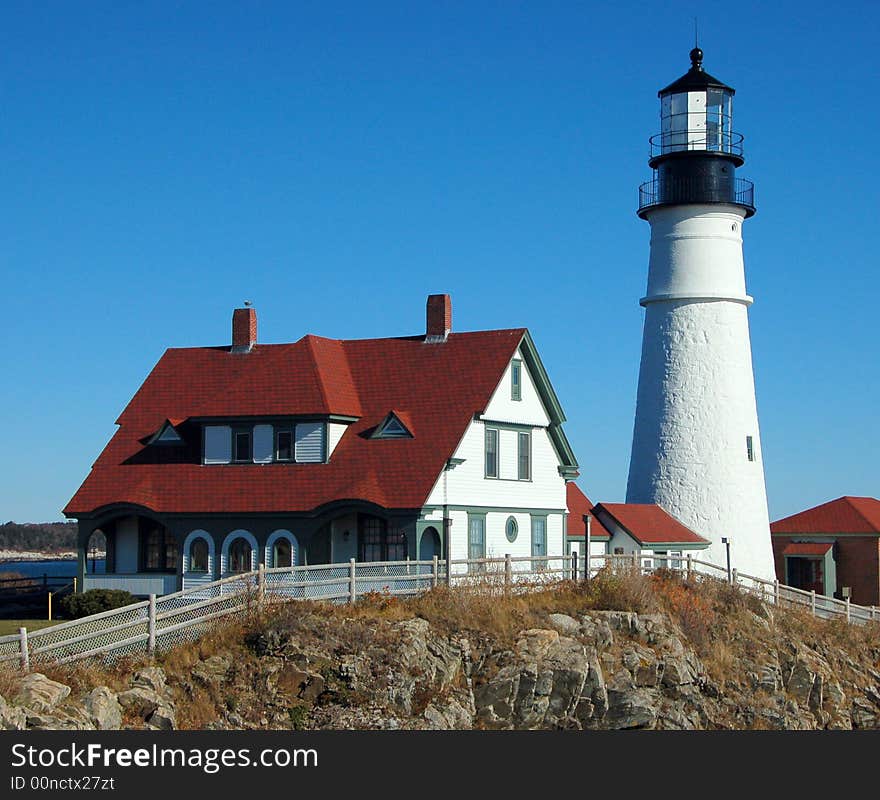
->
left=770, top=497, right=880, bottom=604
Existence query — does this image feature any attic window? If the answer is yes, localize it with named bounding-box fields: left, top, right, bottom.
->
left=511, top=359, right=522, bottom=401
left=373, top=413, right=412, bottom=439
left=148, top=421, right=184, bottom=446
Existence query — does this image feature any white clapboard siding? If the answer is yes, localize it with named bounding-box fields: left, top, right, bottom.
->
left=204, top=425, right=232, bottom=464
left=253, top=424, right=274, bottom=464
left=295, top=422, right=325, bottom=462
left=327, top=422, right=347, bottom=458
left=425, top=420, right=566, bottom=511
left=498, top=429, right=519, bottom=480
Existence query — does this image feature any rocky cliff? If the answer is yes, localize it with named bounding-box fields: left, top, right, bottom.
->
left=3, top=574, right=880, bottom=730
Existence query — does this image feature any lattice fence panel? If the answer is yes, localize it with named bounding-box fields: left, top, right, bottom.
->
left=26, top=603, right=150, bottom=663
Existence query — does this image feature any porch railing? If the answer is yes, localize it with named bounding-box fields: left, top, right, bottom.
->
left=1, top=553, right=876, bottom=669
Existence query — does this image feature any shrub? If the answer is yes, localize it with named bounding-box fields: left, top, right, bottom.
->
left=0, top=571, right=38, bottom=595
left=585, top=567, right=657, bottom=614
left=59, top=589, right=136, bottom=619
left=651, top=572, right=716, bottom=650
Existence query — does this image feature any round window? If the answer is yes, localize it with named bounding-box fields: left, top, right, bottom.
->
left=505, top=517, right=518, bottom=543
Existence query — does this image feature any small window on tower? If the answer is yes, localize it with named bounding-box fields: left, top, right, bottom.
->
left=746, top=435, right=755, bottom=462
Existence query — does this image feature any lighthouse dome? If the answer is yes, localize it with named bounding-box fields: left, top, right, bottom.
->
left=658, top=48, right=735, bottom=96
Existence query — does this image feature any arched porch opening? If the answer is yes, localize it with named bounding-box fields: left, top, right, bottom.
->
left=85, top=529, right=107, bottom=574
left=265, top=530, right=299, bottom=568
left=182, top=530, right=216, bottom=588
left=221, top=530, right=258, bottom=576
left=418, top=526, right=441, bottom=561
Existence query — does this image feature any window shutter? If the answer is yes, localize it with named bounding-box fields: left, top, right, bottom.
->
left=295, top=422, right=326, bottom=462
left=204, top=426, right=231, bottom=464
left=253, top=424, right=273, bottom=464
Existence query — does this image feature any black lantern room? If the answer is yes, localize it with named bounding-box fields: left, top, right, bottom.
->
left=638, top=48, right=755, bottom=218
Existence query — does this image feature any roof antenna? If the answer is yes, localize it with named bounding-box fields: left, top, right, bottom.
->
left=694, top=17, right=699, bottom=48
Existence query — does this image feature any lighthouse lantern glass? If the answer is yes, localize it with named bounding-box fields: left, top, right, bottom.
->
left=661, top=88, right=733, bottom=154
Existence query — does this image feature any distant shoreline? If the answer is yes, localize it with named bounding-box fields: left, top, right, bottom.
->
left=0, top=550, right=105, bottom=564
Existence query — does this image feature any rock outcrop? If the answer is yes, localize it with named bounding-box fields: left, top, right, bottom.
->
left=3, top=600, right=880, bottom=730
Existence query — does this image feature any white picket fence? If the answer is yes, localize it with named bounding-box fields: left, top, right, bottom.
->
left=0, top=552, right=876, bottom=670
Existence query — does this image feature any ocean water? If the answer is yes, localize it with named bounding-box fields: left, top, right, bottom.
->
left=0, top=559, right=105, bottom=578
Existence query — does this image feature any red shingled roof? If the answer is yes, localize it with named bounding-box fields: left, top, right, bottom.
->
left=771, top=497, right=880, bottom=535
left=594, top=503, right=709, bottom=545
left=565, top=483, right=611, bottom=540
left=782, top=542, right=834, bottom=557
left=65, top=329, right=527, bottom=516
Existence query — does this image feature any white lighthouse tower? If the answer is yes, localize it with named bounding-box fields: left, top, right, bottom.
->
left=626, top=47, right=775, bottom=581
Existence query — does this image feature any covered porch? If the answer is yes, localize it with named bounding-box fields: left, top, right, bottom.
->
left=75, top=506, right=436, bottom=597
left=78, top=512, right=180, bottom=597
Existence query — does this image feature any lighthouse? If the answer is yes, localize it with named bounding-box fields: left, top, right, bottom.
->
left=626, top=47, right=775, bottom=581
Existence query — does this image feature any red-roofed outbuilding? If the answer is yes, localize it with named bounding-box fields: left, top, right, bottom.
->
left=589, top=502, right=710, bottom=567
left=771, top=497, right=880, bottom=603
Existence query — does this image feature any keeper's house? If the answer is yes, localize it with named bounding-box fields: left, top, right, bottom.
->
left=771, top=496, right=880, bottom=605
left=64, top=295, right=585, bottom=596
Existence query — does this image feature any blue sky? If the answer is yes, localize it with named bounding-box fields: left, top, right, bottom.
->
left=1, top=1, right=877, bottom=522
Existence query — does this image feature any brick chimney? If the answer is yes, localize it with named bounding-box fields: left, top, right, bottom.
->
left=232, top=306, right=257, bottom=353
left=425, top=294, right=452, bottom=342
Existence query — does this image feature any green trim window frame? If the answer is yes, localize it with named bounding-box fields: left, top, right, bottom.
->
left=517, top=431, right=531, bottom=480
left=485, top=427, right=499, bottom=478
left=141, top=525, right=178, bottom=573
left=467, top=512, right=486, bottom=572
left=511, top=359, right=522, bottom=401
left=233, top=428, right=252, bottom=463
left=505, top=516, right=518, bottom=543
left=531, top=514, right=547, bottom=571
left=358, top=515, right=408, bottom=562
left=746, top=435, right=755, bottom=462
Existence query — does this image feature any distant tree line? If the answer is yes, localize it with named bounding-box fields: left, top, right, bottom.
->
left=0, top=521, right=81, bottom=552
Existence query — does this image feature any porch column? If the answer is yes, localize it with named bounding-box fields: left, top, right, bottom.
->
left=76, top=522, right=93, bottom=593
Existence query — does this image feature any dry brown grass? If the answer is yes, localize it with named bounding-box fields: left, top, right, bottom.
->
left=174, top=684, right=223, bottom=729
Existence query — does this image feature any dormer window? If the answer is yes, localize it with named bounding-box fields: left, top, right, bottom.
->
left=276, top=429, right=293, bottom=461
left=372, top=411, right=413, bottom=439
left=233, top=429, right=252, bottom=462
left=204, top=421, right=327, bottom=464
left=147, top=419, right=185, bottom=446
